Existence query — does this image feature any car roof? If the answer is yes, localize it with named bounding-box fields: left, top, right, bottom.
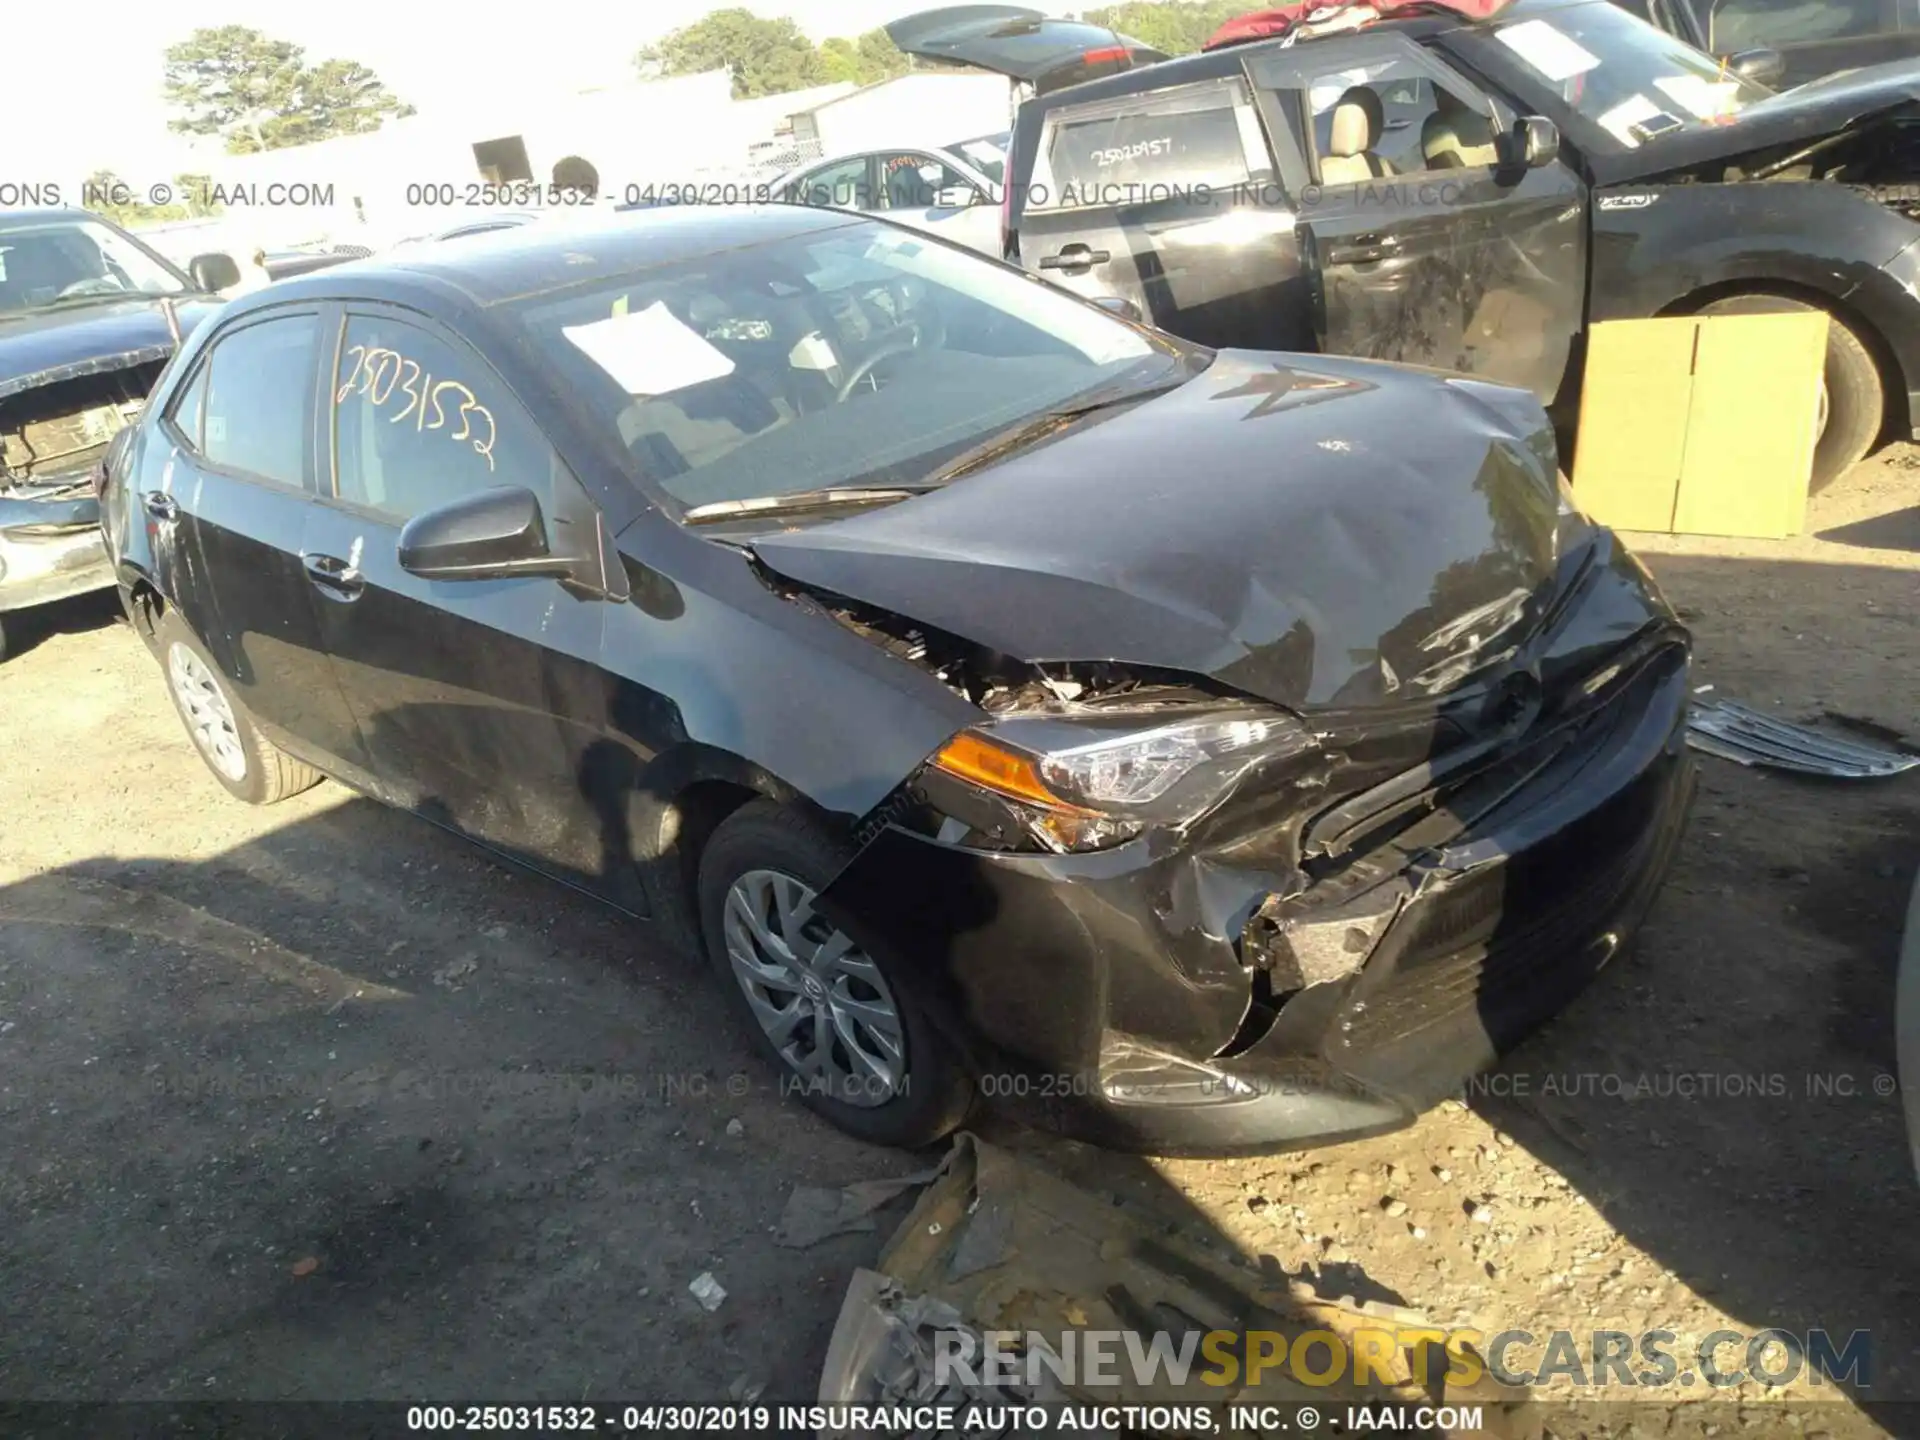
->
left=249, top=203, right=870, bottom=313
left=0, top=208, right=98, bottom=225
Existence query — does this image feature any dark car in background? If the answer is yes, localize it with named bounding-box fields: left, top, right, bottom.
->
left=0, top=208, right=236, bottom=660
left=890, top=0, right=1920, bottom=492
left=1617, top=0, right=1920, bottom=90
left=103, top=206, right=1693, bottom=1152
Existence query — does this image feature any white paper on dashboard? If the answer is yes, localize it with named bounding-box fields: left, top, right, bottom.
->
left=562, top=302, right=735, bottom=397
left=1654, top=73, right=1742, bottom=119
left=1495, top=20, right=1602, bottom=82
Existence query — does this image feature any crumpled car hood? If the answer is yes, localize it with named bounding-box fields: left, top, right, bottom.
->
left=1587, top=59, right=1920, bottom=186
left=750, top=349, right=1565, bottom=711
left=0, top=298, right=221, bottom=401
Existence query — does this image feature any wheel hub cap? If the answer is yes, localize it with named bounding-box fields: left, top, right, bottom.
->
left=167, top=642, right=248, bottom=783
left=721, top=869, right=906, bottom=1108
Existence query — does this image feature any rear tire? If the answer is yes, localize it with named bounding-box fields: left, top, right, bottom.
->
left=0, top=612, right=10, bottom=664
left=697, top=800, right=973, bottom=1148
left=154, top=609, right=323, bottom=805
left=1698, top=293, right=1883, bottom=494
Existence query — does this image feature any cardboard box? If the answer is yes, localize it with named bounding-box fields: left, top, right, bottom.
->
left=1570, top=311, right=1829, bottom=539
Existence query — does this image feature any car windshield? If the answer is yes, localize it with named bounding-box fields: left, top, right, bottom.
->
left=1485, top=1, right=1772, bottom=148
left=513, top=219, right=1181, bottom=514
left=0, top=217, right=189, bottom=316
left=948, top=132, right=1011, bottom=184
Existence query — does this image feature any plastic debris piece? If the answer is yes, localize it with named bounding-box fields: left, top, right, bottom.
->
left=688, top=1271, right=727, bottom=1311
left=1687, top=700, right=1919, bottom=778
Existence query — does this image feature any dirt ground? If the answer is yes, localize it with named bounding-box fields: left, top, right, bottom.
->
left=1, top=448, right=1916, bottom=1432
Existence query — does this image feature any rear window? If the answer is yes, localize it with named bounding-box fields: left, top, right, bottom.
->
left=1035, top=81, right=1262, bottom=210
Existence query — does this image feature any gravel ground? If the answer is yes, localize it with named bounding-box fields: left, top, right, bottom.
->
left=0, top=449, right=1915, bottom=1433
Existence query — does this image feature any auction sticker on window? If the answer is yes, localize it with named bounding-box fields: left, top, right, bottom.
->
left=1495, top=19, right=1602, bottom=81
left=563, top=302, right=735, bottom=397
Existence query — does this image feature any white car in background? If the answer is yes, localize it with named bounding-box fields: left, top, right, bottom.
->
left=774, top=133, right=1009, bottom=256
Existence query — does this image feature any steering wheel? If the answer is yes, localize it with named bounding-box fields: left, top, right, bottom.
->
left=834, top=329, right=920, bottom=403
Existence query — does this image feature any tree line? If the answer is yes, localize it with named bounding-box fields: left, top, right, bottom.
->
left=635, top=1, right=1257, bottom=98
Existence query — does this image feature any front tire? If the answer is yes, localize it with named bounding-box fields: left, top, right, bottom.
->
left=697, top=800, right=973, bottom=1147
left=1698, top=293, right=1884, bottom=494
left=155, top=609, right=322, bottom=805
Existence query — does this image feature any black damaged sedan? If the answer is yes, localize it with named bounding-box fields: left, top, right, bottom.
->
left=103, top=206, right=1694, bottom=1151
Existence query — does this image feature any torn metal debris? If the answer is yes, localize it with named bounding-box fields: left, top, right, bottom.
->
left=1686, top=700, right=1919, bottom=779
left=819, top=1135, right=1536, bottom=1438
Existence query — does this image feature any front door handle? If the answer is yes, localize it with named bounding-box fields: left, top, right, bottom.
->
left=1326, top=234, right=1403, bottom=266
left=301, top=551, right=365, bottom=602
left=141, top=490, right=178, bottom=521
left=1038, top=243, right=1111, bottom=273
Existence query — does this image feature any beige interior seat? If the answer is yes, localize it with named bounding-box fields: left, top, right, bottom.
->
left=1421, top=94, right=1502, bottom=169
left=1320, top=87, right=1390, bottom=184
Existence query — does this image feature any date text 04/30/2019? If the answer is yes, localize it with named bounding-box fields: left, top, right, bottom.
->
left=400, top=1403, right=1465, bottom=1433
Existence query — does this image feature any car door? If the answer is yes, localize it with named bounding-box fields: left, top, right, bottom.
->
left=1019, top=75, right=1314, bottom=353
left=872, top=151, right=1003, bottom=254
left=785, top=154, right=879, bottom=212
left=1682, top=0, right=1917, bottom=85
left=301, top=304, right=631, bottom=901
left=154, top=308, right=371, bottom=778
left=1246, top=33, right=1587, bottom=405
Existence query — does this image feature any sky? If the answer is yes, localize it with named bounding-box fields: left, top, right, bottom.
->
left=12, top=0, right=916, bottom=180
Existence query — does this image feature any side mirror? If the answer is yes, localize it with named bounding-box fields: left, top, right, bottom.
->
left=188, top=252, right=242, bottom=292
left=398, top=481, right=632, bottom=601
left=1505, top=115, right=1561, bottom=170
left=1093, top=294, right=1144, bottom=323
left=398, top=486, right=567, bottom=581
left=1727, top=47, right=1786, bottom=86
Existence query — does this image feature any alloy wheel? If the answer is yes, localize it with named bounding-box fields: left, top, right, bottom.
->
left=721, top=868, right=906, bottom=1107
left=167, top=642, right=247, bottom=782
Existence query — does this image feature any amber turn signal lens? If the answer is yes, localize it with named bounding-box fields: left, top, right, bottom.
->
left=930, top=731, right=1096, bottom=814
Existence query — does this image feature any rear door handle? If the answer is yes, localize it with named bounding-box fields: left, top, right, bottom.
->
left=1038, top=244, right=1111, bottom=272
left=141, top=490, right=178, bottom=521
left=301, top=551, right=365, bottom=602
left=1326, top=234, right=1402, bottom=266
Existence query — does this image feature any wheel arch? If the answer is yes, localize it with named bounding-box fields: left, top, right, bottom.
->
left=628, top=742, right=850, bottom=953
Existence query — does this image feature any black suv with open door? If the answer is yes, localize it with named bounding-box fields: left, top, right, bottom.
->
left=890, top=0, right=1920, bottom=492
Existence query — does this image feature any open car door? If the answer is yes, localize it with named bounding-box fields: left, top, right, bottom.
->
left=885, top=6, right=1170, bottom=96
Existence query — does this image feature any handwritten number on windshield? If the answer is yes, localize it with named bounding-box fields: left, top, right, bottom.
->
left=337, top=343, right=498, bottom=471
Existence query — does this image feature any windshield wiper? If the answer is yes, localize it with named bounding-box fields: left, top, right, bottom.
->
left=682, top=484, right=938, bottom=525
left=682, top=375, right=1183, bottom=526
left=919, top=378, right=1183, bottom=487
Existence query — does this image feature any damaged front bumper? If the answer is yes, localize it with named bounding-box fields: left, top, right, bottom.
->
left=0, top=485, right=111, bottom=614
left=828, top=554, right=1695, bottom=1154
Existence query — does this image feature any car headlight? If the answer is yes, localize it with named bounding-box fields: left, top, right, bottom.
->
left=921, top=707, right=1318, bottom=854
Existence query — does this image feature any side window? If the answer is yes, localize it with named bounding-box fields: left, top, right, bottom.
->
left=877, top=153, right=971, bottom=208
left=166, top=360, right=209, bottom=450
left=792, top=156, right=872, bottom=210
left=1034, top=80, right=1270, bottom=211
left=1708, top=0, right=1888, bottom=48
left=1305, top=58, right=1498, bottom=179
left=201, top=314, right=318, bottom=486
left=330, top=312, right=553, bottom=522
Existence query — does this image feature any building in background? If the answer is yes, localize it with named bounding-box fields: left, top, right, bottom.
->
left=786, top=71, right=1016, bottom=156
